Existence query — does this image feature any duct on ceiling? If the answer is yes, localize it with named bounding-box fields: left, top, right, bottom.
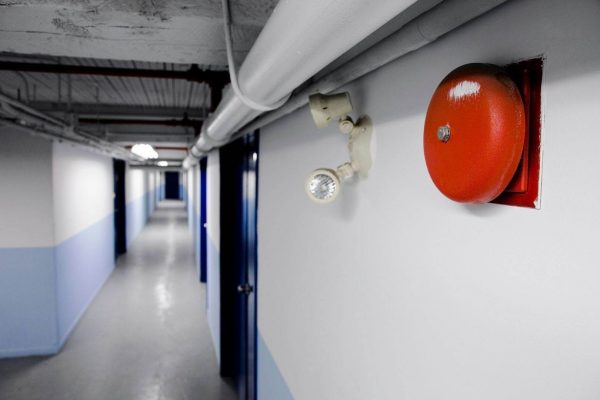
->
left=184, top=0, right=510, bottom=167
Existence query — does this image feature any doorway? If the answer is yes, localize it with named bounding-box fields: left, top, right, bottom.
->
left=113, top=159, right=127, bottom=257
left=165, top=171, right=180, bottom=199
left=200, top=158, right=208, bottom=283
left=219, top=132, right=259, bottom=400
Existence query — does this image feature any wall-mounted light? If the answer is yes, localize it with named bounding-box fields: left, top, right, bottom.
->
left=157, top=161, right=169, bottom=167
left=305, top=92, right=373, bottom=204
left=131, top=143, right=158, bottom=160
left=305, top=168, right=341, bottom=203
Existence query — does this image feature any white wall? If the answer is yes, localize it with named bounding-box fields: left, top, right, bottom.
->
left=0, top=128, right=57, bottom=357
left=52, top=142, right=113, bottom=243
left=257, top=0, right=600, bottom=399
left=146, top=169, right=156, bottom=214
left=52, top=141, right=116, bottom=344
left=206, top=151, right=221, bottom=362
left=0, top=132, right=117, bottom=356
left=126, top=166, right=158, bottom=247
left=126, top=167, right=147, bottom=204
left=0, top=128, right=54, bottom=248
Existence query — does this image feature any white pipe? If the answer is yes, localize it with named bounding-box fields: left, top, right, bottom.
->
left=191, top=0, right=420, bottom=150
left=241, top=0, right=510, bottom=136
left=185, top=0, right=508, bottom=167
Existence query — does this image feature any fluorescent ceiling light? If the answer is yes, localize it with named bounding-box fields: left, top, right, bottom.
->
left=157, top=161, right=169, bottom=167
left=131, top=144, right=158, bottom=159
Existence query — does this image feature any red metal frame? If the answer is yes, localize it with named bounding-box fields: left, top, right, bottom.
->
left=492, top=58, right=543, bottom=208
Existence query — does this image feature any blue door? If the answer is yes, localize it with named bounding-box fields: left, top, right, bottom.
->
left=218, top=132, right=259, bottom=400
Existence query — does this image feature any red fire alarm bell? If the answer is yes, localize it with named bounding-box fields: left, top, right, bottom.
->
left=423, top=63, right=525, bottom=203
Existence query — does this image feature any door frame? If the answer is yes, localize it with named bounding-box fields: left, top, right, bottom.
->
left=219, top=132, right=259, bottom=399
left=113, top=159, right=127, bottom=257
left=165, top=171, right=180, bottom=199
left=200, top=158, right=208, bottom=283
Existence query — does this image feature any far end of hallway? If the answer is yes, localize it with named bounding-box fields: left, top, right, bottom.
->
left=0, top=200, right=235, bottom=400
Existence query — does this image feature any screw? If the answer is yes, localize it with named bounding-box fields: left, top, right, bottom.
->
left=437, top=125, right=451, bottom=143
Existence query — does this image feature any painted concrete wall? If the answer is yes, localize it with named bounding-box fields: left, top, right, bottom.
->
left=0, top=128, right=57, bottom=357
left=52, top=142, right=115, bottom=346
left=146, top=170, right=157, bottom=220
left=206, top=151, right=221, bottom=363
left=159, top=171, right=166, bottom=201
left=0, top=129, right=55, bottom=248
left=185, top=166, right=202, bottom=281
left=186, top=170, right=194, bottom=231
left=126, top=167, right=159, bottom=248
left=257, top=0, right=600, bottom=399
left=0, top=132, right=126, bottom=357
left=194, top=164, right=202, bottom=280
left=0, top=129, right=161, bottom=358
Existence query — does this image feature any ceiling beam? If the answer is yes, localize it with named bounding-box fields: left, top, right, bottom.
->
left=29, top=102, right=209, bottom=119
left=0, top=61, right=230, bottom=85
left=78, top=117, right=202, bottom=128
left=106, top=133, right=195, bottom=143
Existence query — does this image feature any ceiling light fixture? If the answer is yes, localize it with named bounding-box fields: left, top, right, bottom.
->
left=305, top=92, right=373, bottom=204
left=157, top=161, right=169, bottom=167
left=131, top=143, right=158, bottom=160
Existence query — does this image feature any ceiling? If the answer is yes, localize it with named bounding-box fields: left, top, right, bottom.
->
left=0, top=0, right=279, bottom=164
left=0, top=0, right=278, bottom=66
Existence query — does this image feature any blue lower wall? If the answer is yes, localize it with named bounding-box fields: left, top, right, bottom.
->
left=0, top=247, right=58, bottom=358
left=127, top=187, right=161, bottom=248
left=207, top=237, right=220, bottom=363
left=258, top=330, right=294, bottom=400
left=126, top=195, right=149, bottom=248
left=0, top=213, right=117, bottom=358
left=195, top=213, right=201, bottom=280
left=146, top=189, right=156, bottom=220
left=187, top=188, right=194, bottom=232
left=55, top=213, right=115, bottom=346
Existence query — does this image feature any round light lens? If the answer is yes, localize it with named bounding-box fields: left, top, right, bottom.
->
left=305, top=169, right=340, bottom=203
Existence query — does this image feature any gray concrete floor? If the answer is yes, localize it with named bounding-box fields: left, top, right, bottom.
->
left=0, top=200, right=236, bottom=400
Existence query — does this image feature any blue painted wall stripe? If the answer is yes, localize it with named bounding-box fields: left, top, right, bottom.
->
left=195, top=213, right=201, bottom=280
left=55, top=213, right=115, bottom=346
left=207, top=236, right=220, bottom=363
left=0, top=247, right=58, bottom=358
left=126, top=195, right=148, bottom=248
left=0, top=185, right=162, bottom=358
left=258, top=329, right=294, bottom=400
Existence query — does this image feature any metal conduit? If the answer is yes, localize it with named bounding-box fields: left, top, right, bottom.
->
left=183, top=0, right=509, bottom=168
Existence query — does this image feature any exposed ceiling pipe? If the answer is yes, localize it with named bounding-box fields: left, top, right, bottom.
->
left=78, top=117, right=203, bottom=128
left=29, top=102, right=210, bottom=119
left=183, top=0, right=509, bottom=168
left=0, top=61, right=229, bottom=85
left=235, top=0, right=510, bottom=140
left=186, top=0, right=421, bottom=161
left=0, top=91, right=143, bottom=162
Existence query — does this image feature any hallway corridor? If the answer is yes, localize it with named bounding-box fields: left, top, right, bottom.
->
left=0, top=201, right=235, bottom=400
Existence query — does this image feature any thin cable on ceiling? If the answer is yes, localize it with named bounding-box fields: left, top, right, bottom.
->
left=221, top=0, right=289, bottom=111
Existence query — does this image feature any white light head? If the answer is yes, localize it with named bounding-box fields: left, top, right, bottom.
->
left=305, top=168, right=341, bottom=204
left=309, top=92, right=353, bottom=128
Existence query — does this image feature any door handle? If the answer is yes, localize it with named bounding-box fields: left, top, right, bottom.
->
left=237, top=283, right=254, bottom=295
